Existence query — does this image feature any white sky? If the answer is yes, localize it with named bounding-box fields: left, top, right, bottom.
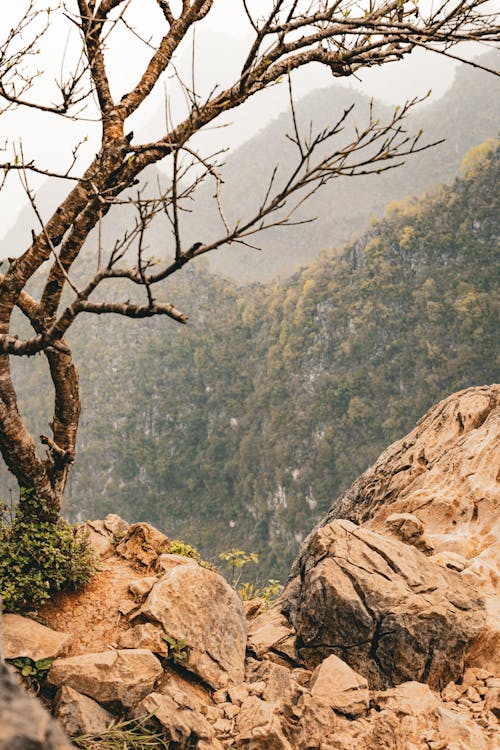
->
left=0, top=0, right=485, bottom=239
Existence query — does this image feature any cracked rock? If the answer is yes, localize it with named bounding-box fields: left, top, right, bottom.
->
left=282, top=519, right=485, bottom=689
left=135, top=563, right=247, bottom=689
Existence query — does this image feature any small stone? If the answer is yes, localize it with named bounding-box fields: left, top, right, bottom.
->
left=3, top=614, right=72, bottom=662
left=310, top=654, right=369, bottom=716
left=466, top=686, right=481, bottom=702
left=48, top=649, right=163, bottom=707
left=118, top=599, right=137, bottom=616
left=486, top=678, right=500, bottom=688
left=248, top=681, right=267, bottom=696
left=128, top=577, right=158, bottom=600
left=441, top=682, right=461, bottom=702
left=458, top=697, right=474, bottom=708
left=55, top=686, right=114, bottom=737
left=213, top=689, right=228, bottom=704
left=222, top=702, right=240, bottom=719
left=227, top=683, right=249, bottom=706
left=428, top=741, right=448, bottom=750
left=213, top=718, right=232, bottom=734
left=462, top=668, right=479, bottom=686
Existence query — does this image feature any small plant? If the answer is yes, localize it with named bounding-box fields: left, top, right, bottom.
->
left=74, top=714, right=170, bottom=749
left=261, top=579, right=283, bottom=605
left=218, top=548, right=259, bottom=586
left=238, top=578, right=283, bottom=606
left=0, top=489, right=96, bottom=612
left=165, top=539, right=201, bottom=560
left=7, top=656, right=53, bottom=694
left=165, top=539, right=214, bottom=570
left=111, top=530, right=127, bottom=546
left=161, top=634, right=188, bottom=663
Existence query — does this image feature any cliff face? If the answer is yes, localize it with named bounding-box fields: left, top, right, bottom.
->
left=2, top=385, right=499, bottom=749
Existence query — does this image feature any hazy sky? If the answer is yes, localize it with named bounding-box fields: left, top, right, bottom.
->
left=0, top=0, right=484, bottom=240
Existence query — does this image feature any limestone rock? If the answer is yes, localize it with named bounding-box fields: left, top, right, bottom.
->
left=283, top=519, right=485, bottom=689
left=55, top=685, right=114, bottom=737
left=128, top=576, right=158, bottom=600
left=135, top=689, right=213, bottom=745
left=310, top=654, right=369, bottom=716
left=102, top=513, right=129, bottom=536
left=79, top=519, right=115, bottom=558
left=155, top=553, right=199, bottom=574
left=372, top=681, right=440, bottom=715
left=115, top=522, right=169, bottom=567
left=136, top=564, right=246, bottom=689
left=234, top=695, right=293, bottom=750
left=247, top=606, right=297, bottom=659
left=0, top=663, right=73, bottom=750
left=48, top=648, right=162, bottom=707
left=116, top=622, right=169, bottom=655
left=3, top=614, right=71, bottom=661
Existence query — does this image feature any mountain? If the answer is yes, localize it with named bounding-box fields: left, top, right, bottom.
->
left=2, top=138, right=497, bottom=580
left=2, top=52, right=498, bottom=284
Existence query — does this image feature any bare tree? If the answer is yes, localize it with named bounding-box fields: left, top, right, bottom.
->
left=0, top=0, right=498, bottom=522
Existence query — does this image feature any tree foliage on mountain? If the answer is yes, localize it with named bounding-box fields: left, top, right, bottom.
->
left=3, top=139, right=498, bottom=579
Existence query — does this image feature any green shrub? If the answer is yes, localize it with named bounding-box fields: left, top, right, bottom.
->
left=165, top=539, right=214, bottom=569
left=0, top=490, right=96, bottom=613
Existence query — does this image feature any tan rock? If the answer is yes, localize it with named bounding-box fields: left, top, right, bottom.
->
left=128, top=576, right=158, bottom=600
left=247, top=606, right=296, bottom=659
left=155, top=553, right=199, bottom=573
left=385, top=512, right=425, bottom=541
left=116, top=622, right=169, bottom=655
left=227, top=683, right=250, bottom=705
left=115, top=522, right=169, bottom=567
left=373, top=681, right=440, bottom=715
left=283, top=519, right=485, bottom=689
left=235, top=696, right=293, bottom=750
left=3, top=614, right=71, bottom=662
left=79, top=519, right=115, bottom=558
left=48, top=649, right=162, bottom=707
left=102, top=513, right=129, bottom=536
left=466, top=594, right=500, bottom=674
left=55, top=685, right=114, bottom=737
left=135, top=690, right=213, bottom=744
left=136, top=564, right=246, bottom=689
left=310, top=654, right=369, bottom=716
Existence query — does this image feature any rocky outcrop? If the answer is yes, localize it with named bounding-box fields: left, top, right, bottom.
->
left=282, top=519, right=485, bottom=688
left=2, top=385, right=498, bottom=749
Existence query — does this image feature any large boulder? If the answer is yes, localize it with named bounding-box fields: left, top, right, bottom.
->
left=48, top=649, right=163, bottom=707
left=135, top=564, right=247, bottom=689
left=282, top=519, right=485, bottom=689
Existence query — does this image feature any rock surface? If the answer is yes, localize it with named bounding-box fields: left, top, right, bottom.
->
left=2, top=386, right=498, bottom=750
left=55, top=685, right=114, bottom=737
left=283, top=518, right=485, bottom=689
left=48, top=648, right=163, bottom=707
left=136, top=563, right=247, bottom=689
left=3, top=614, right=71, bottom=661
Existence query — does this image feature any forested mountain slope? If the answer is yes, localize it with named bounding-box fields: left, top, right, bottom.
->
left=2, top=53, right=498, bottom=286
left=2, top=140, right=497, bottom=580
